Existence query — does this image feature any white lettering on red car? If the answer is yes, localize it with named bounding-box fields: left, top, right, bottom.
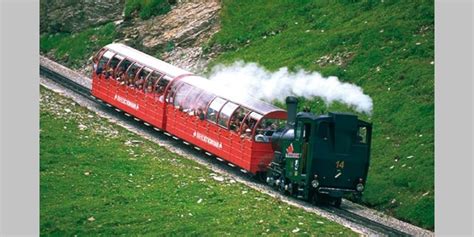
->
left=193, top=131, right=223, bottom=149
left=114, top=94, right=139, bottom=110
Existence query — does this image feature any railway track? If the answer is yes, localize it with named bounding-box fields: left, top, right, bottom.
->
left=319, top=205, right=409, bottom=236
left=40, top=63, right=427, bottom=236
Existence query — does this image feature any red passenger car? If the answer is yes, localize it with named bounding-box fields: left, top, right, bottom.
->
left=91, top=43, right=287, bottom=174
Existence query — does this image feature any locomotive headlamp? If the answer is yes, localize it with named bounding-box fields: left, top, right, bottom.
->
left=311, top=179, right=319, bottom=188
left=356, top=183, right=364, bottom=192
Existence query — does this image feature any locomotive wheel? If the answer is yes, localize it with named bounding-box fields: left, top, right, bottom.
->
left=311, top=193, right=320, bottom=205
left=352, top=193, right=362, bottom=203
left=288, top=183, right=294, bottom=196
left=256, top=172, right=267, bottom=182
left=334, top=197, right=342, bottom=208
left=278, top=178, right=286, bottom=194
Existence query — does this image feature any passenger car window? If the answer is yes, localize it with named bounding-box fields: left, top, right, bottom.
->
left=96, top=51, right=113, bottom=74
left=181, top=86, right=203, bottom=116
left=156, top=75, right=170, bottom=95
left=218, top=102, right=238, bottom=128
left=126, top=63, right=142, bottom=87
left=107, top=55, right=122, bottom=78
left=116, top=59, right=132, bottom=84
left=144, top=72, right=161, bottom=93
left=174, top=83, right=193, bottom=109
left=229, top=107, right=250, bottom=133
left=194, top=91, right=214, bottom=120
left=93, top=48, right=106, bottom=64
left=255, top=118, right=285, bottom=142
left=135, top=67, right=150, bottom=90
left=207, top=97, right=226, bottom=123
left=247, top=112, right=262, bottom=131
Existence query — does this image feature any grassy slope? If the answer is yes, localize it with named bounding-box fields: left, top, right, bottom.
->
left=40, top=22, right=117, bottom=68
left=40, top=87, right=356, bottom=236
left=208, top=0, right=434, bottom=229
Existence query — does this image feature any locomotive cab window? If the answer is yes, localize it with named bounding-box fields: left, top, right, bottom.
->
left=295, top=121, right=303, bottom=141
left=317, top=121, right=331, bottom=141
left=303, top=122, right=311, bottom=142
left=357, top=126, right=368, bottom=144
left=300, top=122, right=312, bottom=175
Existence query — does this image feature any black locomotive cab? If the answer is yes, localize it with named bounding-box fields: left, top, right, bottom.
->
left=266, top=97, right=372, bottom=207
left=309, top=113, right=372, bottom=204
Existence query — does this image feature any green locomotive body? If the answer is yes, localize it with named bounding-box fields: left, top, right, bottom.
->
left=266, top=97, right=372, bottom=207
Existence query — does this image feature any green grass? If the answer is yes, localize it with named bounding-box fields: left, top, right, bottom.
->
left=208, top=0, right=434, bottom=229
left=40, top=87, right=356, bottom=236
left=124, top=0, right=171, bottom=20
left=40, top=22, right=117, bottom=68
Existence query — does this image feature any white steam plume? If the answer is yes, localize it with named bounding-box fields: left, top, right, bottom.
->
left=208, top=61, right=373, bottom=114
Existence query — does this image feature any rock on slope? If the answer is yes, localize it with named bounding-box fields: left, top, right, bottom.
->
left=40, top=0, right=124, bottom=34
left=119, top=0, right=221, bottom=73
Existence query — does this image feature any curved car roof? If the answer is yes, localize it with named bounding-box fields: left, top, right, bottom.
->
left=104, top=43, right=191, bottom=78
left=104, top=43, right=285, bottom=116
left=179, top=75, right=286, bottom=116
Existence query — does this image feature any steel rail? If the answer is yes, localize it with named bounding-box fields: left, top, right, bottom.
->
left=40, top=66, right=91, bottom=98
left=319, top=205, right=410, bottom=236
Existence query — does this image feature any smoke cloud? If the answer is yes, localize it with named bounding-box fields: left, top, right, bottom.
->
left=208, top=61, right=373, bottom=114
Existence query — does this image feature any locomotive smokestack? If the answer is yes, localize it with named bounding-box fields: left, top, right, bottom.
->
left=286, top=96, right=298, bottom=128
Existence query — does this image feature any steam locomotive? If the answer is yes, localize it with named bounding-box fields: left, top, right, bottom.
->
left=91, top=43, right=372, bottom=207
